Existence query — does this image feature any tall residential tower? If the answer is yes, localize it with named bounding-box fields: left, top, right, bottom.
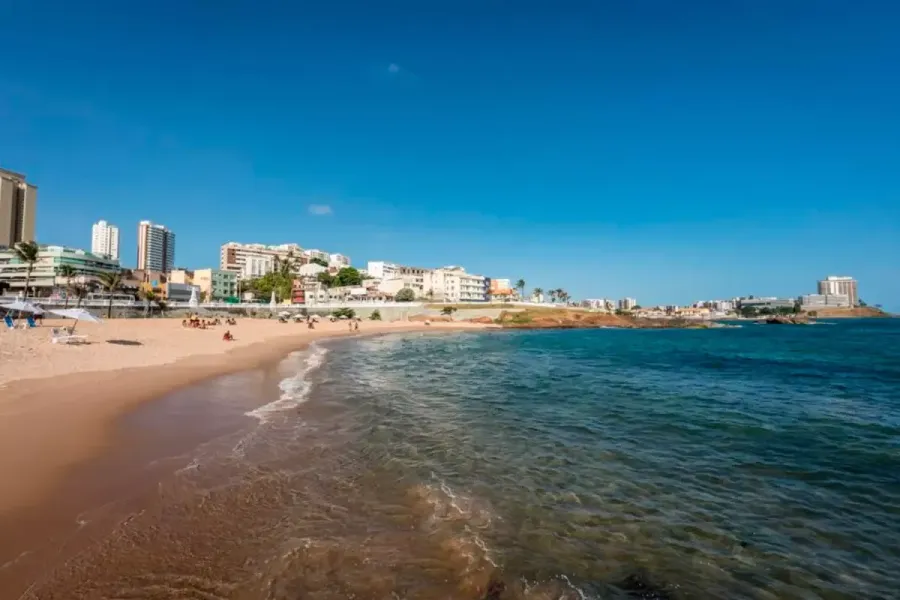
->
left=91, top=220, right=120, bottom=260
left=0, top=167, right=38, bottom=247
left=817, top=276, right=859, bottom=307
left=137, top=221, right=175, bottom=272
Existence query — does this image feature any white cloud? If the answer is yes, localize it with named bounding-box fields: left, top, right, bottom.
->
left=387, top=63, right=400, bottom=74
left=308, top=204, right=333, bottom=216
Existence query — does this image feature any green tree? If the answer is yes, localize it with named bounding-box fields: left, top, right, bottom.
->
left=310, top=257, right=329, bottom=268
left=13, top=241, right=40, bottom=300
left=515, top=279, right=526, bottom=300
left=332, top=307, right=356, bottom=319
left=248, top=272, right=293, bottom=303
left=533, top=287, right=543, bottom=301
left=369, top=308, right=382, bottom=321
left=395, top=287, right=415, bottom=302
left=97, top=271, right=124, bottom=318
left=56, top=264, right=77, bottom=308
left=316, top=271, right=335, bottom=288
left=334, top=266, right=363, bottom=287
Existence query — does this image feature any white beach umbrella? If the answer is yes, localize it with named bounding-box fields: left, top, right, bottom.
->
left=1, top=300, right=44, bottom=314
left=47, top=307, right=102, bottom=333
left=188, top=287, right=200, bottom=309
left=269, top=290, right=277, bottom=311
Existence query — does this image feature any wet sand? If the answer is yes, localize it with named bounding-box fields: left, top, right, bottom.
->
left=0, top=318, right=492, bottom=597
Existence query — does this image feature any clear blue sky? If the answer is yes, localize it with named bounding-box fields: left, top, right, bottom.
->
left=2, top=0, right=899, bottom=309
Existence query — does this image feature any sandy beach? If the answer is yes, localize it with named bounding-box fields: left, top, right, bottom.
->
left=0, top=316, right=491, bottom=514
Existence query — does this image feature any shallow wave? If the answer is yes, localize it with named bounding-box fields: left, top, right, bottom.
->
left=245, top=343, right=328, bottom=422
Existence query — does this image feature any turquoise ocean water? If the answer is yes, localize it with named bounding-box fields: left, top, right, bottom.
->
left=26, top=319, right=900, bottom=599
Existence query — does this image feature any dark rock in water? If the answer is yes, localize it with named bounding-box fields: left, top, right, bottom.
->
left=483, top=577, right=505, bottom=599
left=618, top=573, right=674, bottom=599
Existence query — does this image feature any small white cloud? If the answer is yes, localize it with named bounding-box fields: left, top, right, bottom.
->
left=387, top=63, right=400, bottom=74
left=308, top=204, right=333, bottom=216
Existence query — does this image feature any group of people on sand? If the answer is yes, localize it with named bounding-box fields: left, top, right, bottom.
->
left=181, top=315, right=239, bottom=329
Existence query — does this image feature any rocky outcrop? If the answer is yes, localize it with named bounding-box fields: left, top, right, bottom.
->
left=762, top=315, right=810, bottom=325
left=495, top=309, right=710, bottom=330
left=466, top=316, right=496, bottom=324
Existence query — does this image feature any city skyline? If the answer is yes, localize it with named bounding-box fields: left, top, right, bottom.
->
left=3, top=2, right=898, bottom=310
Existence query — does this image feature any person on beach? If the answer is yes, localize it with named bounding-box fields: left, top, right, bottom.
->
left=222, top=330, right=234, bottom=341
left=354, top=319, right=359, bottom=331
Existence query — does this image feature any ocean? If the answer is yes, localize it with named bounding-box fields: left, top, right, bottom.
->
left=19, top=319, right=900, bottom=599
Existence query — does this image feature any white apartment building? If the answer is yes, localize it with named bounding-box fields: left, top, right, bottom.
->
left=329, top=253, right=350, bottom=267
left=219, top=242, right=302, bottom=277
left=137, top=221, right=175, bottom=272
left=0, top=245, right=120, bottom=294
left=368, top=261, right=431, bottom=296
left=426, top=266, right=487, bottom=302
left=91, top=219, right=120, bottom=260
left=303, top=248, right=330, bottom=264
left=618, top=297, right=638, bottom=310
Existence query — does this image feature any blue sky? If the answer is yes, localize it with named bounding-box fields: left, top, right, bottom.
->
left=2, top=0, right=898, bottom=308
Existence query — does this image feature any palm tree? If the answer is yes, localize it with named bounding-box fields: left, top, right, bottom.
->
left=139, top=288, right=158, bottom=317
left=13, top=241, right=40, bottom=300
left=549, top=290, right=557, bottom=303
left=533, top=287, right=543, bottom=302
left=57, top=264, right=77, bottom=308
left=97, top=271, right=124, bottom=318
left=557, top=289, right=568, bottom=305
left=72, top=284, right=87, bottom=307
left=515, top=279, right=526, bottom=301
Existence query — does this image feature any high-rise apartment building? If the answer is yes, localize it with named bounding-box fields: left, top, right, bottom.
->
left=91, top=220, right=120, bottom=260
left=618, top=297, right=638, bottom=310
left=137, top=221, right=175, bottom=272
left=0, top=167, right=38, bottom=247
left=817, top=276, right=858, bottom=307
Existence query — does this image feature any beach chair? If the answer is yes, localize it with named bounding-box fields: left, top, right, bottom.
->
left=25, top=316, right=37, bottom=328
left=3, top=315, right=14, bottom=329
left=50, top=328, right=88, bottom=344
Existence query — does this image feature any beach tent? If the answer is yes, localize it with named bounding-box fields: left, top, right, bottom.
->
left=188, top=287, right=200, bottom=309
left=47, top=308, right=102, bottom=333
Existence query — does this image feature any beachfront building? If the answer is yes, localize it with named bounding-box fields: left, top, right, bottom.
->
left=193, top=269, right=238, bottom=301
left=137, top=221, right=175, bottom=272
left=800, top=294, right=851, bottom=308
left=0, top=245, right=120, bottom=297
left=425, top=266, right=487, bottom=302
left=368, top=261, right=432, bottom=296
left=220, top=242, right=303, bottom=277
left=0, top=167, right=37, bottom=248
left=302, top=248, right=330, bottom=264
left=817, top=276, right=858, bottom=307
left=583, top=298, right=614, bottom=311
left=738, top=297, right=795, bottom=310
left=165, top=282, right=201, bottom=302
left=488, top=278, right=516, bottom=302
left=91, top=220, right=120, bottom=260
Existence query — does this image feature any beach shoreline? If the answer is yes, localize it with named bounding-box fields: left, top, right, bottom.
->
left=0, top=318, right=491, bottom=515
